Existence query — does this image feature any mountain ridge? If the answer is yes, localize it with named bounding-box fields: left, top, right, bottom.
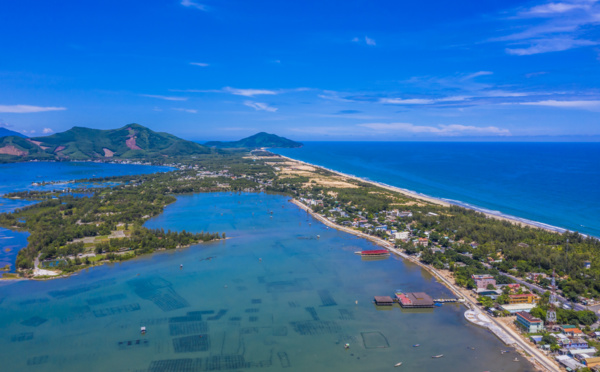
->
left=205, top=132, right=302, bottom=149
left=0, top=123, right=211, bottom=161
left=0, top=128, right=27, bottom=139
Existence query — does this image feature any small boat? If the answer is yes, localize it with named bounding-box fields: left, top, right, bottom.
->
left=513, top=358, right=519, bottom=362
left=413, top=344, right=420, bottom=347
left=432, top=355, right=444, bottom=358
left=140, top=326, right=146, bottom=335
left=394, top=362, right=403, bottom=367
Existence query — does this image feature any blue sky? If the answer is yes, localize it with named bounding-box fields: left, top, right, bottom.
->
left=1, top=0, right=599, bottom=141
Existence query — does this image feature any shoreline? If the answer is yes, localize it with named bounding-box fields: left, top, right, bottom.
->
left=290, top=197, right=559, bottom=372
left=276, top=154, right=574, bottom=236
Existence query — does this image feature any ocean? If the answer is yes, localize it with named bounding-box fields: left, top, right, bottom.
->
left=0, top=192, right=533, bottom=371
left=274, top=142, right=600, bottom=237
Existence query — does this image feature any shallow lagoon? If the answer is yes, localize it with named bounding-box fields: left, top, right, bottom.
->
left=0, top=193, right=533, bottom=371
left=0, top=161, right=173, bottom=271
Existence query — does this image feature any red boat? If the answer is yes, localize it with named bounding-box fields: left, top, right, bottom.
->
left=354, top=249, right=390, bottom=257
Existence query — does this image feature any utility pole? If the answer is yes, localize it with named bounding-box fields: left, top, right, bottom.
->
left=546, top=269, right=557, bottom=328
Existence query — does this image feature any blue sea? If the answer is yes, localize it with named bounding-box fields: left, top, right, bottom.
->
left=0, top=162, right=173, bottom=271
left=0, top=192, right=533, bottom=371
left=274, top=142, right=600, bottom=237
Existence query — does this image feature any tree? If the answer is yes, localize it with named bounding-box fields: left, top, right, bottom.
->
left=486, top=283, right=495, bottom=290
left=478, top=296, right=494, bottom=308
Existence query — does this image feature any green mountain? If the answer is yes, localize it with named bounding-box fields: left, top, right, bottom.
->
left=0, top=127, right=27, bottom=138
left=205, top=132, right=302, bottom=149
left=0, top=124, right=211, bottom=161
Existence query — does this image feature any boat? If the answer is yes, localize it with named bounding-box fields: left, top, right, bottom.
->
left=413, top=344, right=420, bottom=347
left=354, top=249, right=390, bottom=257
left=394, top=362, right=403, bottom=367
left=140, top=326, right=146, bottom=335
left=513, top=358, right=519, bottom=362
left=432, top=355, right=444, bottom=358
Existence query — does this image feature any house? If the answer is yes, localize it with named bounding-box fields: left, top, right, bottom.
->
left=375, top=225, right=388, bottom=231
left=417, top=238, right=429, bottom=246
left=583, top=357, right=600, bottom=368
left=562, top=325, right=584, bottom=336
left=508, top=293, right=537, bottom=305
left=530, top=335, right=543, bottom=344
left=393, top=231, right=409, bottom=240
left=515, top=311, right=544, bottom=333
left=584, top=261, right=592, bottom=269
left=475, top=288, right=503, bottom=299
left=397, top=211, right=413, bottom=218
left=472, top=274, right=496, bottom=289
left=527, top=272, right=546, bottom=282
left=507, top=283, right=520, bottom=292
left=564, top=337, right=588, bottom=349
left=555, top=355, right=585, bottom=371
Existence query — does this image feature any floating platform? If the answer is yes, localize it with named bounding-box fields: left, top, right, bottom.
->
left=374, top=296, right=394, bottom=306
left=396, top=292, right=434, bottom=308
left=356, top=249, right=390, bottom=257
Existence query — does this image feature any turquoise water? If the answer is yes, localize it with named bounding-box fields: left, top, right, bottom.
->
left=0, top=162, right=173, bottom=272
left=274, top=142, right=600, bottom=237
left=0, top=192, right=533, bottom=371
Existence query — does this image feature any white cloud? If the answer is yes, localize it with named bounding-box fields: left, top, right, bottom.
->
left=190, top=62, right=209, bottom=67
left=494, top=0, right=600, bottom=55
left=379, top=98, right=435, bottom=105
left=352, top=36, right=376, bottom=46
left=42, top=128, right=53, bottom=134
left=172, top=108, right=198, bottom=113
left=0, top=105, right=67, bottom=113
left=223, top=87, right=278, bottom=97
left=358, top=122, right=511, bottom=136
left=519, top=99, right=600, bottom=108
left=506, top=38, right=597, bottom=55
left=463, top=71, right=493, bottom=80
left=243, top=101, right=278, bottom=112
left=140, top=94, right=188, bottom=101
left=181, top=0, right=207, bottom=11
left=519, top=1, right=594, bottom=17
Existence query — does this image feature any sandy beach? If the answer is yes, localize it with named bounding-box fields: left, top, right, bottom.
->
left=276, top=154, right=566, bottom=234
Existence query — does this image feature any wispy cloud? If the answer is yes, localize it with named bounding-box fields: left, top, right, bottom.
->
left=493, top=0, right=600, bottom=55
left=359, top=122, right=511, bottom=136
left=244, top=101, right=278, bottom=112
left=190, top=62, right=209, bottom=67
left=463, top=71, right=493, bottom=80
left=140, top=94, right=188, bottom=101
left=42, top=128, right=53, bottom=134
left=506, top=38, right=597, bottom=55
left=518, top=1, right=595, bottom=17
left=379, top=98, right=436, bottom=105
left=172, top=108, right=198, bottom=113
left=0, top=105, right=67, bottom=113
left=181, top=0, right=207, bottom=11
left=352, top=36, right=376, bottom=46
left=224, top=87, right=278, bottom=97
left=519, top=99, right=600, bottom=109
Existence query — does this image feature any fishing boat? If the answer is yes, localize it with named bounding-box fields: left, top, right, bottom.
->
left=413, top=344, right=420, bottom=347
left=394, top=362, right=403, bottom=367
left=432, top=355, right=444, bottom=358
left=354, top=249, right=390, bottom=257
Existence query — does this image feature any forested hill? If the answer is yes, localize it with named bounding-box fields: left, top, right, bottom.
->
left=205, top=132, right=302, bottom=149
left=0, top=127, right=27, bottom=139
left=0, top=124, right=211, bottom=161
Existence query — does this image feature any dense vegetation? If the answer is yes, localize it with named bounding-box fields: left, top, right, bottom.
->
left=205, top=132, right=302, bottom=148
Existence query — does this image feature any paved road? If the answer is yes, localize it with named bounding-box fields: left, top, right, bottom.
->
left=500, top=272, right=589, bottom=312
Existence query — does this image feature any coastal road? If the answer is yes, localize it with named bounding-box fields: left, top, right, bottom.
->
left=500, top=272, right=588, bottom=312
left=291, top=199, right=561, bottom=372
